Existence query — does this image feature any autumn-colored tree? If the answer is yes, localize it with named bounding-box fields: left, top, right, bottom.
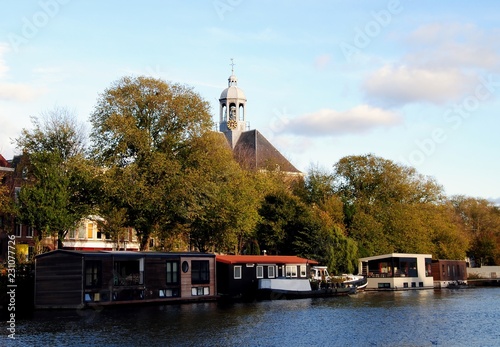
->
left=332, top=154, right=462, bottom=257
left=451, top=196, right=500, bottom=265
left=89, top=76, right=213, bottom=250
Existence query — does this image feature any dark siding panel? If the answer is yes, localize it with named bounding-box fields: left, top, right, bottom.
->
left=36, top=254, right=83, bottom=307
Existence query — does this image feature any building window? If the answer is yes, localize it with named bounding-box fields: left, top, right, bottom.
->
left=300, top=265, right=307, bottom=277
left=78, top=224, right=85, bottom=239
left=191, top=260, right=210, bottom=284
left=191, top=287, right=210, bottom=296
left=114, top=259, right=144, bottom=286
left=68, top=228, right=76, bottom=239
left=159, top=289, right=179, bottom=298
left=182, top=261, right=189, bottom=273
left=87, top=222, right=94, bottom=239
left=256, top=265, right=264, bottom=279
left=15, top=223, right=22, bottom=237
left=26, top=226, right=33, bottom=238
left=85, top=260, right=102, bottom=288
left=166, top=261, right=179, bottom=284
left=403, top=282, right=408, bottom=288
left=234, top=265, right=242, bottom=279
left=425, top=258, right=432, bottom=277
left=268, top=266, right=275, bottom=278
left=286, top=265, right=297, bottom=278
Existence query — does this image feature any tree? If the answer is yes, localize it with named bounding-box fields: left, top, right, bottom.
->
left=451, top=196, right=500, bottom=265
left=89, top=76, right=213, bottom=249
left=15, top=107, right=95, bottom=250
left=332, top=154, right=458, bottom=257
left=170, top=132, right=261, bottom=253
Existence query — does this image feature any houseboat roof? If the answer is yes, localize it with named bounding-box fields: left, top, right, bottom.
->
left=35, top=249, right=215, bottom=259
left=358, top=253, right=432, bottom=262
left=216, top=255, right=318, bottom=265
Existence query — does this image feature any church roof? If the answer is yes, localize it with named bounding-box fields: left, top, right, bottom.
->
left=232, top=130, right=301, bottom=174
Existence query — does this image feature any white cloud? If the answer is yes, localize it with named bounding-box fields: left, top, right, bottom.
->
left=283, top=105, right=401, bottom=136
left=363, top=23, right=500, bottom=106
left=0, top=83, right=46, bottom=101
left=363, top=65, right=474, bottom=106
left=0, top=42, right=47, bottom=101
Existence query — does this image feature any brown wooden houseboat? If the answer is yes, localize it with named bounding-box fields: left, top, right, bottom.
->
left=35, top=250, right=217, bottom=309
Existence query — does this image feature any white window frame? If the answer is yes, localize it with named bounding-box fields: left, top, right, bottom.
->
left=300, top=265, right=307, bottom=277
left=234, top=265, right=242, bottom=279
left=286, top=265, right=298, bottom=278
left=15, top=223, right=22, bottom=237
left=268, top=266, right=275, bottom=278
left=256, top=265, right=263, bottom=279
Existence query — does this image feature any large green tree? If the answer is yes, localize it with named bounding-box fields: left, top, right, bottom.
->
left=451, top=196, right=500, bottom=265
left=89, top=76, right=214, bottom=250
left=331, top=154, right=465, bottom=257
left=15, top=107, right=96, bottom=250
left=185, top=132, right=261, bottom=253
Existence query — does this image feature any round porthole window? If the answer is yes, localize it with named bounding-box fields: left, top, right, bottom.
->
left=182, top=261, right=189, bottom=273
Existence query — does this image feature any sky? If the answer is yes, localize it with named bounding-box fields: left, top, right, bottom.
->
left=1, top=1, right=500, bottom=203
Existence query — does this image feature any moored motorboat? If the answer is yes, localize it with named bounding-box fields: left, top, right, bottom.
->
left=310, top=266, right=368, bottom=291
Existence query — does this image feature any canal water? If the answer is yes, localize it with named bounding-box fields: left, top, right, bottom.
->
left=5, top=287, right=500, bottom=346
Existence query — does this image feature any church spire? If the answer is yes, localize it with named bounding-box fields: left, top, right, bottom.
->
left=219, top=59, right=247, bottom=140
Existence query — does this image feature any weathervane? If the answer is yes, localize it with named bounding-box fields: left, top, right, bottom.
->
left=230, top=58, right=235, bottom=74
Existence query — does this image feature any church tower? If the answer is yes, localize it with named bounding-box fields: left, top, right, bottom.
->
left=219, top=59, right=247, bottom=148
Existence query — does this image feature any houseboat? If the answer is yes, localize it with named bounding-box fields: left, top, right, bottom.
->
left=431, top=259, right=468, bottom=288
left=216, top=255, right=356, bottom=300
left=34, top=250, right=217, bottom=309
left=216, top=255, right=318, bottom=300
left=358, top=253, right=434, bottom=290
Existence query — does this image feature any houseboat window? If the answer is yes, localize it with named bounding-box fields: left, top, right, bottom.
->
left=191, top=260, right=210, bottom=284
left=114, top=259, right=144, bottom=286
left=159, top=289, right=179, bottom=297
left=182, top=261, right=189, bottom=273
left=191, top=287, right=210, bottom=296
left=85, top=260, right=102, bottom=287
left=256, top=265, right=264, bottom=278
left=285, top=266, right=297, bottom=278
left=425, top=258, right=432, bottom=277
left=166, top=261, right=179, bottom=284
left=378, top=283, right=390, bottom=288
left=234, top=266, right=242, bottom=279
left=300, top=265, right=306, bottom=277
left=268, top=266, right=275, bottom=278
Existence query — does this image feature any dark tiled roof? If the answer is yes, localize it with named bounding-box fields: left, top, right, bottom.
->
left=233, top=130, right=301, bottom=173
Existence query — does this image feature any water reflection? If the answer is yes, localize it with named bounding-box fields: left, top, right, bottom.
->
left=11, top=287, right=500, bottom=347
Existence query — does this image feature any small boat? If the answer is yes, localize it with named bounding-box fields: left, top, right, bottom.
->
left=257, top=277, right=356, bottom=300
left=446, top=281, right=468, bottom=289
left=310, top=266, right=368, bottom=291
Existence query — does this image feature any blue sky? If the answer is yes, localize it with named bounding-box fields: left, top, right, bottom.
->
left=1, top=1, right=500, bottom=203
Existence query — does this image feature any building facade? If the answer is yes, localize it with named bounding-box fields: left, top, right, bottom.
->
left=358, top=253, right=434, bottom=290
